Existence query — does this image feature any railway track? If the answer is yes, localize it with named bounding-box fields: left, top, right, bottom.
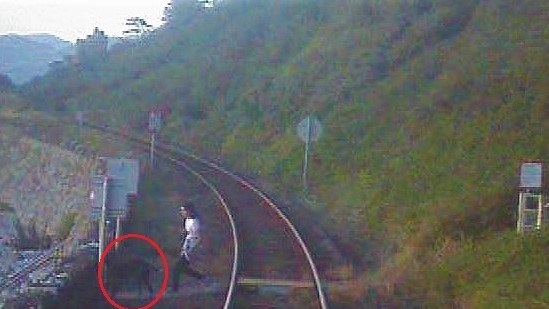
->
left=0, top=242, right=64, bottom=291
left=89, top=123, right=329, bottom=308
left=1, top=116, right=329, bottom=308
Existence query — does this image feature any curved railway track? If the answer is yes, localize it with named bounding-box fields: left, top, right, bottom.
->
left=163, top=146, right=327, bottom=308
left=90, top=123, right=328, bottom=308
left=1, top=116, right=329, bottom=308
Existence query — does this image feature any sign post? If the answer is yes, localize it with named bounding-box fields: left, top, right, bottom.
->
left=98, top=175, right=108, bottom=263
left=517, top=162, right=544, bottom=233
left=148, top=111, right=162, bottom=167
left=106, top=158, right=140, bottom=249
left=297, top=116, right=322, bottom=193
left=90, top=158, right=140, bottom=257
left=76, top=111, right=84, bottom=139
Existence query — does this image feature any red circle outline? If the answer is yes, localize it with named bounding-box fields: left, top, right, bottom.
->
left=97, top=233, right=169, bottom=309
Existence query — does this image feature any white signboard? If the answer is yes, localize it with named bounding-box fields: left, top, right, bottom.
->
left=148, top=111, right=162, bottom=133
left=76, top=111, right=84, bottom=125
left=297, top=116, right=322, bottom=143
left=106, top=178, right=129, bottom=218
left=520, top=163, right=542, bottom=188
left=89, top=176, right=106, bottom=220
left=107, top=158, right=140, bottom=195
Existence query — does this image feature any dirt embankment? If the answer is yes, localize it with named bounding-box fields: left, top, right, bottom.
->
left=0, top=126, right=97, bottom=257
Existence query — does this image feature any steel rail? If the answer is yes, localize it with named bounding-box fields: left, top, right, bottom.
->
left=86, top=122, right=328, bottom=308
left=3, top=117, right=327, bottom=307
left=1, top=242, right=64, bottom=290
left=153, top=150, right=239, bottom=309
left=162, top=145, right=329, bottom=309
left=81, top=122, right=239, bottom=308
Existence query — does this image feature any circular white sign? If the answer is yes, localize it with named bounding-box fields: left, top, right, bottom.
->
left=297, top=116, right=322, bottom=142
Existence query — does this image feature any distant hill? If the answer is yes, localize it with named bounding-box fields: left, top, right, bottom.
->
left=0, top=34, right=74, bottom=84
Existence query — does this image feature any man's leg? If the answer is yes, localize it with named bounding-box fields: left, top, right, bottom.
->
left=180, top=256, right=204, bottom=280
left=172, top=259, right=183, bottom=292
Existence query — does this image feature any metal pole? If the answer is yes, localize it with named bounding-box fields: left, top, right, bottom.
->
left=76, top=111, right=83, bottom=140
left=115, top=216, right=121, bottom=251
left=302, top=117, right=311, bottom=192
left=517, top=192, right=523, bottom=233
left=536, top=194, right=543, bottom=230
left=98, top=176, right=108, bottom=262
left=150, top=133, right=155, bottom=167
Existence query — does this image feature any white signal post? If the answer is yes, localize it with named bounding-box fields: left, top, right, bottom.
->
left=297, top=116, right=322, bottom=193
left=517, top=162, right=544, bottom=233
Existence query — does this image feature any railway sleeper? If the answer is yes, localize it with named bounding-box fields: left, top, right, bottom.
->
left=237, top=277, right=315, bottom=295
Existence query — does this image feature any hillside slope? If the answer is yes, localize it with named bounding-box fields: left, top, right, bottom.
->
left=0, top=122, right=95, bottom=254
left=19, top=0, right=549, bottom=306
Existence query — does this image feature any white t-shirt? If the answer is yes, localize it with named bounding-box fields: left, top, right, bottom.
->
left=181, top=218, right=200, bottom=260
left=185, top=218, right=200, bottom=240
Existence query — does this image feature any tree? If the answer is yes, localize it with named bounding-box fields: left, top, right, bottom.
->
left=123, top=17, right=153, bottom=38
left=0, top=201, right=15, bottom=212
left=55, top=212, right=76, bottom=241
left=198, top=0, right=215, bottom=9
left=0, top=74, right=13, bottom=91
left=162, top=2, right=173, bottom=22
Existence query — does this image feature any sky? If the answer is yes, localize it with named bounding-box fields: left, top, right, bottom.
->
left=0, top=0, right=170, bottom=43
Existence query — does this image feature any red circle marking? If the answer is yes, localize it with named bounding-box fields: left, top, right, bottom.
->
left=97, top=233, right=169, bottom=309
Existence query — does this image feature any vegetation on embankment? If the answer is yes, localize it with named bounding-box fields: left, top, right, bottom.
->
left=0, top=120, right=95, bottom=249
left=8, top=0, right=549, bottom=306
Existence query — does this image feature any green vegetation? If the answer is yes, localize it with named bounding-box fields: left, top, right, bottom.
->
left=0, top=201, right=14, bottom=212
left=55, top=212, right=76, bottom=241
left=13, top=219, right=52, bottom=250
left=14, top=0, right=549, bottom=306
left=410, top=231, right=549, bottom=307
left=0, top=74, right=14, bottom=91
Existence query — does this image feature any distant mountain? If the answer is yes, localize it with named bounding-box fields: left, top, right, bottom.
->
left=0, top=34, right=74, bottom=84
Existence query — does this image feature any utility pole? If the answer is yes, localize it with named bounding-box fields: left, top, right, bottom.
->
left=148, top=110, right=162, bottom=168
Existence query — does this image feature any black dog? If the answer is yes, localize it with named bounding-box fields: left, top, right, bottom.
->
left=104, top=254, right=161, bottom=298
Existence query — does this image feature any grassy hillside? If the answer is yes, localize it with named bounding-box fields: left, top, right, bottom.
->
left=18, top=0, right=549, bottom=306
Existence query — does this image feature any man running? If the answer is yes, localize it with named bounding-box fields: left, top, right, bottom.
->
left=172, top=201, right=206, bottom=292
